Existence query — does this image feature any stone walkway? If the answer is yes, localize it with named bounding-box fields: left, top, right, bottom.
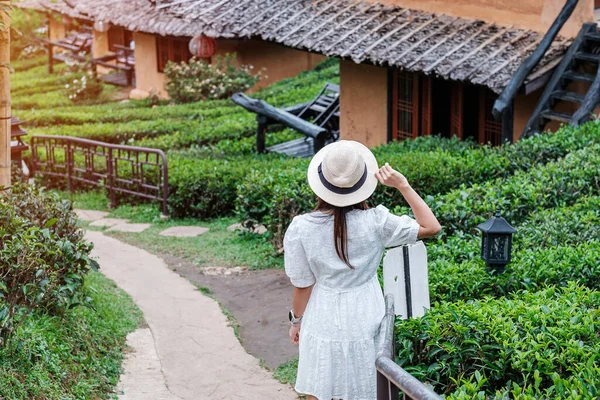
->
left=87, top=230, right=296, bottom=400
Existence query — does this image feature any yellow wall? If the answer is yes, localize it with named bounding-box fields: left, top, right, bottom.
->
left=130, top=35, right=326, bottom=99
left=48, top=14, right=65, bottom=49
left=368, top=0, right=593, bottom=37
left=229, top=39, right=326, bottom=90
left=92, top=29, right=110, bottom=59
left=129, top=31, right=167, bottom=99
left=339, top=60, right=388, bottom=148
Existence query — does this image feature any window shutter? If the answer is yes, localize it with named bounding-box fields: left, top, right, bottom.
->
left=421, top=76, right=432, bottom=136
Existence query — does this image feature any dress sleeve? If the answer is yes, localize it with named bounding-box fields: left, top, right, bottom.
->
left=373, top=205, right=421, bottom=248
left=284, top=217, right=316, bottom=288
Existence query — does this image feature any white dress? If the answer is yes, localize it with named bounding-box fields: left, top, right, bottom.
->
left=284, top=205, right=420, bottom=400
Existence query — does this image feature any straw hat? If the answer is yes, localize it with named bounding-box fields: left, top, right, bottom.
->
left=307, top=140, right=378, bottom=207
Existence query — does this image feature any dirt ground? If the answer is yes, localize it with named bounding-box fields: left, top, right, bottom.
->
left=160, top=253, right=298, bottom=369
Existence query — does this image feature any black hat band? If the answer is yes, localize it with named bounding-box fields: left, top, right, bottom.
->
left=318, top=163, right=368, bottom=195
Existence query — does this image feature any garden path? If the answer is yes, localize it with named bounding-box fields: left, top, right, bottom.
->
left=86, top=230, right=296, bottom=400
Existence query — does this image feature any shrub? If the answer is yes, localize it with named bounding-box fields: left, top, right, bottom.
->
left=10, top=8, right=45, bottom=60
left=164, top=53, right=262, bottom=103
left=395, top=283, right=600, bottom=396
left=237, top=124, right=600, bottom=247
left=65, top=74, right=103, bottom=103
left=0, top=183, right=98, bottom=345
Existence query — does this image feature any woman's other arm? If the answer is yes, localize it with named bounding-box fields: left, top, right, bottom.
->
left=375, top=163, right=442, bottom=239
left=289, top=285, right=313, bottom=345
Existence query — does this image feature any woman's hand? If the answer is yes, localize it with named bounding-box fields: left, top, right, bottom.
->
left=289, top=325, right=300, bottom=345
left=375, top=163, right=409, bottom=190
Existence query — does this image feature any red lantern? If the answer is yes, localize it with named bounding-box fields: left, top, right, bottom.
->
left=189, top=35, right=216, bottom=59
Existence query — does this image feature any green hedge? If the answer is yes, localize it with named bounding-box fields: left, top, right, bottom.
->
left=426, top=196, right=600, bottom=303
left=395, top=283, right=600, bottom=397
left=236, top=123, right=600, bottom=247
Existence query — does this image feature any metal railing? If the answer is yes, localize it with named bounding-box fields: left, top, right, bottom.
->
left=377, top=295, right=442, bottom=400
left=30, top=135, right=169, bottom=215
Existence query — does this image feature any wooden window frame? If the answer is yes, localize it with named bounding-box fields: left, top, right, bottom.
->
left=156, top=36, right=193, bottom=73
left=450, top=82, right=464, bottom=139
left=478, top=87, right=503, bottom=145
left=392, top=70, right=419, bottom=141
left=108, top=26, right=133, bottom=52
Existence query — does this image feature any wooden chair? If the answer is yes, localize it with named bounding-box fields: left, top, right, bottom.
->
left=231, top=83, right=340, bottom=157
left=91, top=44, right=135, bottom=86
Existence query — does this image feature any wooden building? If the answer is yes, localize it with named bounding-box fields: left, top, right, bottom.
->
left=154, top=0, right=594, bottom=146
left=17, top=0, right=325, bottom=98
left=19, top=0, right=597, bottom=146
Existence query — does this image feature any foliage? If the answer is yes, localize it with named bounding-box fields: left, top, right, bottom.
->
left=395, top=284, right=600, bottom=397
left=65, top=74, right=103, bottom=103
left=0, top=183, right=98, bottom=345
left=164, top=53, right=262, bottom=103
left=10, top=7, right=46, bottom=60
left=0, top=271, right=142, bottom=399
left=236, top=123, right=600, bottom=247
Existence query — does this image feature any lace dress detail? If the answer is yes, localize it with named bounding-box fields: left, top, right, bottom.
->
left=284, top=205, right=420, bottom=400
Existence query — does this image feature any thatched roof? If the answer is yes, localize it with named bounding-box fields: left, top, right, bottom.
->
left=17, top=0, right=571, bottom=93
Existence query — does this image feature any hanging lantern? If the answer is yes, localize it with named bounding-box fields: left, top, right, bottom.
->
left=476, top=210, right=517, bottom=274
left=63, top=16, right=73, bottom=26
left=93, top=20, right=110, bottom=33
left=189, top=35, right=216, bottom=58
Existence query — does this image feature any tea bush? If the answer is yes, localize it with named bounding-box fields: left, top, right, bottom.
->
left=395, top=284, right=600, bottom=397
left=164, top=54, right=262, bottom=103
left=236, top=124, right=600, bottom=246
left=0, top=184, right=98, bottom=344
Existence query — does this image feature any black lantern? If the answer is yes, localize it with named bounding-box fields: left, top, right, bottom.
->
left=476, top=210, right=517, bottom=273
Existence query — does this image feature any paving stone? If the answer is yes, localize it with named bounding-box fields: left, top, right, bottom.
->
left=107, top=223, right=151, bottom=233
left=227, top=222, right=267, bottom=235
left=201, top=266, right=248, bottom=276
left=159, top=226, right=209, bottom=237
left=90, top=218, right=130, bottom=227
left=75, top=209, right=110, bottom=222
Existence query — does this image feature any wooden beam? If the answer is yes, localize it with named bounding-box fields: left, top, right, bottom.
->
left=321, top=8, right=385, bottom=53
left=483, top=37, right=542, bottom=81
left=444, top=26, right=511, bottom=74
left=423, top=23, right=491, bottom=73
left=276, top=0, right=340, bottom=42
left=0, top=0, right=10, bottom=188
left=237, top=0, right=297, bottom=33
left=389, top=17, right=457, bottom=65
left=183, top=0, right=229, bottom=15
left=291, top=3, right=374, bottom=47
left=463, top=30, right=529, bottom=80
left=405, top=22, right=470, bottom=69
left=493, top=0, right=582, bottom=119
left=266, top=0, right=329, bottom=40
left=339, top=10, right=409, bottom=58
left=156, top=0, right=201, bottom=10
left=355, top=10, right=420, bottom=59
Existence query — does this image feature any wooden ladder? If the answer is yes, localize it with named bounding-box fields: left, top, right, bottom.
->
left=522, top=22, right=600, bottom=139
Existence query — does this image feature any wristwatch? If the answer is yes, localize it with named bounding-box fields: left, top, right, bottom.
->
left=289, top=309, right=303, bottom=326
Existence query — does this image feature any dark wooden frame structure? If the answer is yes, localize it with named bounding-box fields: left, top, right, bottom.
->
left=30, top=135, right=169, bottom=215
left=44, top=31, right=93, bottom=73
left=232, top=83, right=340, bottom=157
left=91, top=44, right=136, bottom=86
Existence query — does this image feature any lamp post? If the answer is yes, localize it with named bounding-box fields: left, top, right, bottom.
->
left=476, top=210, right=517, bottom=274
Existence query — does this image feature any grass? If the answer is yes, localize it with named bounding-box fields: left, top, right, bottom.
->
left=58, top=190, right=284, bottom=270
left=0, top=271, right=143, bottom=400
left=273, top=356, right=299, bottom=386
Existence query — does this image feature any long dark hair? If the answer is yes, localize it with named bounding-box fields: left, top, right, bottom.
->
left=314, top=198, right=369, bottom=269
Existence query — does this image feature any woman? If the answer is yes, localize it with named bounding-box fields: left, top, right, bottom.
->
left=284, top=140, right=441, bottom=400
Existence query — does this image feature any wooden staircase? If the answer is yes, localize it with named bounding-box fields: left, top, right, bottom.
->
left=522, top=22, right=600, bottom=138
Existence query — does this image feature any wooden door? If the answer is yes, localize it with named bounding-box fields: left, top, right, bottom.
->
left=450, top=82, right=464, bottom=139
left=595, top=0, right=600, bottom=9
